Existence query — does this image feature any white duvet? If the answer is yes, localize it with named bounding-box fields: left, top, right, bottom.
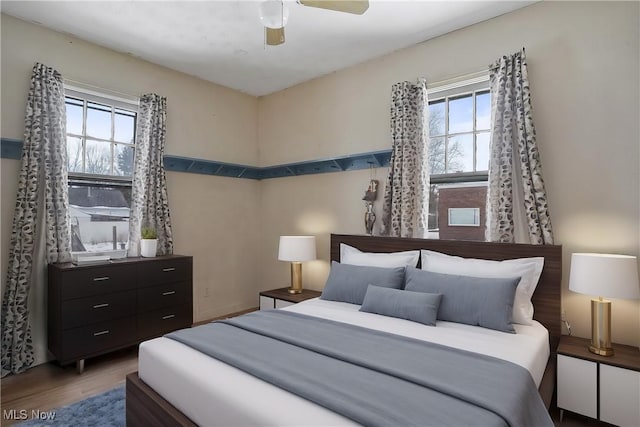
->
left=138, top=298, right=550, bottom=427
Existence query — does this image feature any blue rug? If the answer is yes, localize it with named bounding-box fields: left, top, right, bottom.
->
left=18, top=385, right=124, bottom=427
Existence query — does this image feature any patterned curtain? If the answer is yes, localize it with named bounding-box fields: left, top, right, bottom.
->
left=486, top=49, right=554, bottom=244
left=381, top=80, right=430, bottom=238
left=2, top=63, right=71, bottom=377
left=128, top=94, right=173, bottom=257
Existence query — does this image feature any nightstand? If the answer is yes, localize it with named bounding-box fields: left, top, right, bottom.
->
left=557, top=335, right=640, bottom=426
left=259, top=287, right=321, bottom=310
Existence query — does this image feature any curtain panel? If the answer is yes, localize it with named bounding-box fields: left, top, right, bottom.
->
left=486, top=49, right=554, bottom=244
left=1, top=63, right=71, bottom=377
left=381, top=80, right=430, bottom=238
left=128, top=94, right=173, bottom=257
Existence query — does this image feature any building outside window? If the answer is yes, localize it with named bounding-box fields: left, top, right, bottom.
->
left=426, top=76, right=490, bottom=241
left=65, top=86, right=138, bottom=254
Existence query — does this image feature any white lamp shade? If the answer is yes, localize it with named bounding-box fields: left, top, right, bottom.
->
left=260, top=0, right=289, bottom=29
left=278, top=236, right=316, bottom=262
left=569, top=253, right=640, bottom=299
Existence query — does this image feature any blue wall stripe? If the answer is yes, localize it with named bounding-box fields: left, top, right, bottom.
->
left=1, top=138, right=391, bottom=180
left=1, top=138, right=23, bottom=160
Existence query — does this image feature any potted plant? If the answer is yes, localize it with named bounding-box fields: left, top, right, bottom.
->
left=140, top=227, right=158, bottom=258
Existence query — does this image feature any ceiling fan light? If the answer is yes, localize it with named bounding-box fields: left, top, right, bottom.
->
left=260, top=0, right=289, bottom=29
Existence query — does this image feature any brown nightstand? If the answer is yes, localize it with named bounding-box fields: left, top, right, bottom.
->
left=557, top=335, right=640, bottom=426
left=259, top=287, right=321, bottom=310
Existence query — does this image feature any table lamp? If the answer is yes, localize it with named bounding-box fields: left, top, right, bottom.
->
left=568, top=253, right=640, bottom=356
left=278, top=236, right=316, bottom=294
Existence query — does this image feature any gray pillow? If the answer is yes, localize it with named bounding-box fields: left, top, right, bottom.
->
left=404, top=267, right=519, bottom=333
left=320, top=261, right=405, bottom=305
left=359, top=285, right=442, bottom=326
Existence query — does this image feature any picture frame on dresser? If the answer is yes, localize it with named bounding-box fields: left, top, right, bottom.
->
left=47, top=255, right=193, bottom=373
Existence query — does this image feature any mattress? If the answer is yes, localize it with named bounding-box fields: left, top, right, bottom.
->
left=138, top=298, right=550, bottom=427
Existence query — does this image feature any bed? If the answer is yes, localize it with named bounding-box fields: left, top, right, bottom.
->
left=126, top=234, right=562, bottom=427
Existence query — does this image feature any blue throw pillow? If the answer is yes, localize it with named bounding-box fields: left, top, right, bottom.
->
left=359, top=285, right=442, bottom=326
left=320, top=261, right=405, bottom=305
left=404, top=267, right=519, bottom=333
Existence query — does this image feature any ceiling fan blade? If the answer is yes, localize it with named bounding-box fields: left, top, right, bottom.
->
left=299, top=0, right=369, bottom=15
left=266, top=26, right=285, bottom=46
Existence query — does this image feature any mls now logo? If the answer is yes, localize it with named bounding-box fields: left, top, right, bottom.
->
left=3, top=409, right=56, bottom=421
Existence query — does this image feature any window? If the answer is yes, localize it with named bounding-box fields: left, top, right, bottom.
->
left=426, top=76, right=490, bottom=241
left=448, top=208, right=480, bottom=226
left=65, top=86, right=138, bottom=254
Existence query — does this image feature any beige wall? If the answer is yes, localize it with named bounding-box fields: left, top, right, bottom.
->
left=258, top=1, right=640, bottom=346
left=0, top=14, right=262, bottom=366
left=2, top=0, right=639, bottom=371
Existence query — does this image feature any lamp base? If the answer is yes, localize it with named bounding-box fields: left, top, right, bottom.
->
left=288, top=262, right=303, bottom=294
left=589, top=298, right=614, bottom=357
left=588, top=344, right=614, bottom=356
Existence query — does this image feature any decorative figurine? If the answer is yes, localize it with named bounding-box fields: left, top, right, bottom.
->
left=363, top=179, right=378, bottom=235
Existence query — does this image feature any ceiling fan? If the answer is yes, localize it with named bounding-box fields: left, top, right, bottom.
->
left=260, top=0, right=369, bottom=46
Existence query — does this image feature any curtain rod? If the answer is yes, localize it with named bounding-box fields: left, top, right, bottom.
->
left=426, top=47, right=526, bottom=87
left=64, top=78, right=140, bottom=104
left=424, top=70, right=489, bottom=95
left=426, top=70, right=488, bottom=88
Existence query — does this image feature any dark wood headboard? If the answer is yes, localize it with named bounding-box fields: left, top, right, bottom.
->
left=330, top=234, right=562, bottom=353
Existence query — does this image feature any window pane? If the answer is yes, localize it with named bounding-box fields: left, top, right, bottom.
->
left=448, top=208, right=480, bottom=226
left=428, top=137, right=446, bottom=174
left=65, top=98, right=83, bottom=135
left=114, top=144, right=134, bottom=177
left=86, top=102, right=112, bottom=140
left=448, top=94, right=473, bottom=134
left=85, top=140, right=112, bottom=175
left=67, top=137, right=83, bottom=173
left=476, top=132, right=490, bottom=171
left=447, top=134, right=473, bottom=173
left=428, top=184, right=440, bottom=238
left=114, top=109, right=135, bottom=143
left=69, top=184, right=131, bottom=253
left=476, top=91, right=491, bottom=130
left=428, top=100, right=445, bottom=136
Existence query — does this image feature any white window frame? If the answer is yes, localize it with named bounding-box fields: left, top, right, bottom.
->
left=426, top=73, right=490, bottom=236
left=65, top=85, right=139, bottom=181
left=428, top=77, right=491, bottom=180
left=64, top=84, right=139, bottom=258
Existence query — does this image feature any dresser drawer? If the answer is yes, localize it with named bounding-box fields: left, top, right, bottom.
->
left=139, top=258, right=190, bottom=287
left=138, top=282, right=189, bottom=313
left=61, top=290, right=137, bottom=330
left=62, top=316, right=137, bottom=362
left=138, top=305, right=192, bottom=340
left=60, top=264, right=136, bottom=300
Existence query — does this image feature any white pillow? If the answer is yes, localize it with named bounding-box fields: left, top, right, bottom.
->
left=341, top=244, right=420, bottom=268
left=420, top=249, right=544, bottom=325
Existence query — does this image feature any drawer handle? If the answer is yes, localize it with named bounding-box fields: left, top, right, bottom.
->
left=162, top=291, right=176, bottom=296
left=162, top=267, right=176, bottom=272
left=162, top=314, right=176, bottom=320
left=92, top=276, right=110, bottom=282
left=93, top=303, right=110, bottom=309
left=93, top=330, right=110, bottom=336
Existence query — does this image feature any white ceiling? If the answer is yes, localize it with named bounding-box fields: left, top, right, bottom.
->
left=1, top=0, right=536, bottom=96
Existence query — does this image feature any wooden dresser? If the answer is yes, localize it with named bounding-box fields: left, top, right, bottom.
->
left=48, top=255, right=192, bottom=372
